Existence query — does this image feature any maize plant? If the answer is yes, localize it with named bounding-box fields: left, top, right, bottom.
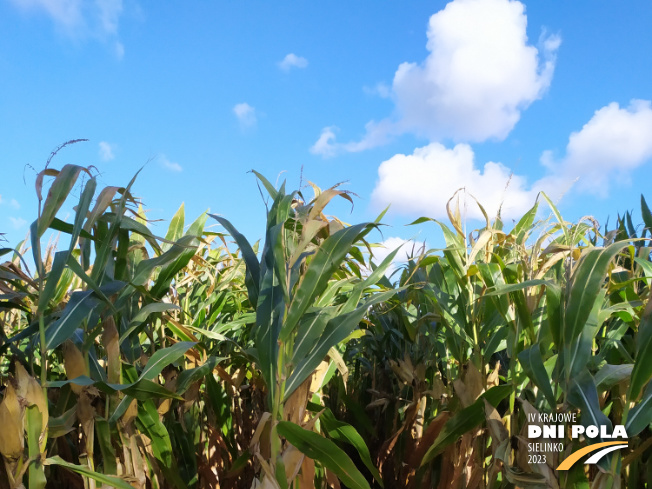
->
left=1, top=143, right=652, bottom=488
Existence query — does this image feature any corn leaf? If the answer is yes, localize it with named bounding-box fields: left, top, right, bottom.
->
left=277, top=421, right=370, bottom=489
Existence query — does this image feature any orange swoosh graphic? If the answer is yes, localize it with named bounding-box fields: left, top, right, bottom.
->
left=557, top=441, right=627, bottom=470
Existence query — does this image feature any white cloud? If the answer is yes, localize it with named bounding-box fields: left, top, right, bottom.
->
left=9, top=0, right=84, bottom=29
left=95, top=0, right=122, bottom=35
left=311, top=0, right=560, bottom=154
left=310, top=120, right=393, bottom=157
left=543, top=100, right=652, bottom=196
left=99, top=141, right=115, bottom=161
left=9, top=217, right=27, bottom=229
left=9, top=0, right=124, bottom=53
left=373, top=237, right=418, bottom=276
left=392, top=0, right=559, bottom=142
left=160, top=155, right=182, bottom=172
left=0, top=197, right=21, bottom=210
left=372, top=99, right=652, bottom=219
left=278, top=53, right=308, bottom=71
left=310, top=127, right=338, bottom=157
left=233, top=103, right=257, bottom=129
left=114, top=41, right=125, bottom=60
left=363, top=82, right=391, bottom=99
left=372, top=143, right=543, bottom=220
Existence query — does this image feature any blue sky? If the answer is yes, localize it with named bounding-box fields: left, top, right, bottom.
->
left=2, top=0, right=652, bottom=259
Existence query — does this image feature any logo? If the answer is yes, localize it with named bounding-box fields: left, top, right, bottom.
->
left=557, top=441, right=628, bottom=470
left=526, top=412, right=628, bottom=470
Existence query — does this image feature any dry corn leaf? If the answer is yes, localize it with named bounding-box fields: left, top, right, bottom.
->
left=298, top=456, right=315, bottom=489
left=250, top=412, right=271, bottom=450
left=102, top=317, right=121, bottom=384
left=63, top=340, right=88, bottom=395
left=0, top=383, right=24, bottom=460
left=15, top=363, right=48, bottom=436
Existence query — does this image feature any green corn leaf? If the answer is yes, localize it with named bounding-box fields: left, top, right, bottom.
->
left=625, top=381, right=652, bottom=437
left=540, top=191, right=570, bottom=245
left=565, top=289, right=606, bottom=380
left=38, top=250, right=71, bottom=314
left=47, top=376, right=183, bottom=401
left=26, top=405, right=47, bottom=489
left=421, top=385, right=512, bottom=466
left=122, top=302, right=181, bottom=339
left=513, top=200, right=539, bottom=244
left=281, top=222, right=373, bottom=341
left=175, top=356, right=224, bottom=394
left=255, top=241, right=285, bottom=403
left=546, top=283, right=562, bottom=349
left=629, top=304, right=652, bottom=401
left=568, top=370, right=612, bottom=441
left=65, top=255, right=120, bottom=315
left=49, top=217, right=94, bottom=240
left=95, top=417, right=118, bottom=475
left=209, top=214, right=260, bottom=306
left=642, top=195, right=652, bottom=236
left=37, top=164, right=90, bottom=238
left=46, top=456, right=135, bottom=489
left=70, top=176, right=97, bottom=248
left=251, top=170, right=279, bottom=199
left=139, top=341, right=195, bottom=380
left=277, top=421, right=370, bottom=489
left=564, top=242, right=628, bottom=348
left=341, top=245, right=401, bottom=314
left=150, top=239, right=202, bottom=299
left=97, top=213, right=164, bottom=252
left=48, top=407, right=77, bottom=438
left=320, top=410, right=383, bottom=487
left=518, top=344, right=557, bottom=409
left=484, top=279, right=550, bottom=297
left=284, top=289, right=398, bottom=400
left=50, top=342, right=193, bottom=402
left=164, top=203, right=186, bottom=250
left=132, top=234, right=197, bottom=287
left=45, top=280, right=126, bottom=350
left=187, top=210, right=208, bottom=237
left=595, top=364, right=633, bottom=391
left=290, top=307, right=337, bottom=368
left=89, top=171, right=141, bottom=281
left=136, top=401, right=175, bottom=467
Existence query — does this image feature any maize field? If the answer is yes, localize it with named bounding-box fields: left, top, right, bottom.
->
left=1, top=146, right=652, bottom=488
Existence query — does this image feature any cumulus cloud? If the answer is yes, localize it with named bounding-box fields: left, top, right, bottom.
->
left=311, top=0, right=560, bottom=154
left=9, top=0, right=84, bottom=28
left=0, top=197, right=21, bottom=210
left=278, top=53, right=308, bottom=71
left=370, top=237, right=426, bottom=278
left=9, top=217, right=27, bottom=229
left=310, top=120, right=394, bottom=157
left=371, top=237, right=410, bottom=264
left=95, top=0, right=122, bottom=34
left=392, top=0, right=558, bottom=142
left=233, top=103, right=257, bottom=129
left=114, top=41, right=125, bottom=60
left=372, top=143, right=544, bottom=220
left=363, top=82, right=391, bottom=99
left=8, top=0, right=124, bottom=56
left=160, top=155, right=182, bottom=172
left=542, top=100, right=652, bottom=196
left=310, top=127, right=338, bottom=157
left=99, top=141, right=115, bottom=161
left=372, top=99, right=652, bottom=219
